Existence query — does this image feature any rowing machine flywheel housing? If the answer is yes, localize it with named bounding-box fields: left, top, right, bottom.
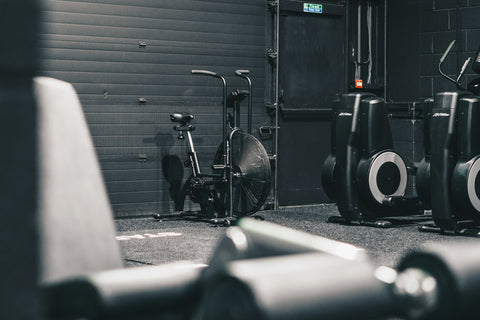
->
left=451, top=156, right=480, bottom=219
left=357, top=150, right=408, bottom=206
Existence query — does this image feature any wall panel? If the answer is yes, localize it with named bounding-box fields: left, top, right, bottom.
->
left=39, top=0, right=267, bottom=217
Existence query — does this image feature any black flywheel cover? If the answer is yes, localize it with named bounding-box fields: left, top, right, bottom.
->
left=214, top=131, right=271, bottom=217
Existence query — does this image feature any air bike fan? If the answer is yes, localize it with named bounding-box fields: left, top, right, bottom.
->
left=214, top=130, right=271, bottom=217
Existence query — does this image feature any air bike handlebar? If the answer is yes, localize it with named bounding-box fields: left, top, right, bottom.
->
left=234, top=70, right=253, bottom=134
left=191, top=70, right=219, bottom=77
left=235, top=69, right=250, bottom=76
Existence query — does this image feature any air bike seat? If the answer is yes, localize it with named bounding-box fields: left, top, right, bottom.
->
left=322, top=93, right=424, bottom=227
left=171, top=112, right=194, bottom=124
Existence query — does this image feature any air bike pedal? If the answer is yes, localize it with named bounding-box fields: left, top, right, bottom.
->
left=322, top=92, right=430, bottom=228
left=418, top=41, right=480, bottom=237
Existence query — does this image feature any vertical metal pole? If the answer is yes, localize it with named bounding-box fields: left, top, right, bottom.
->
left=456, top=0, right=462, bottom=77
left=357, top=1, right=362, bottom=79
left=247, top=77, right=253, bottom=134
left=220, top=76, right=228, bottom=182
left=186, top=131, right=201, bottom=177
left=345, top=1, right=350, bottom=92
left=384, top=0, right=387, bottom=99
left=274, top=0, right=280, bottom=210
left=219, top=76, right=233, bottom=217
left=228, top=132, right=233, bottom=217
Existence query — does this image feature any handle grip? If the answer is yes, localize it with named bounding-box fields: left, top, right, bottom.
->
left=440, top=40, right=456, bottom=64
left=235, top=69, right=250, bottom=76
left=458, top=57, right=472, bottom=82
left=191, top=70, right=218, bottom=77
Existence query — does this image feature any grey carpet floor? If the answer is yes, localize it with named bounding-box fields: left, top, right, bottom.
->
left=115, top=204, right=473, bottom=269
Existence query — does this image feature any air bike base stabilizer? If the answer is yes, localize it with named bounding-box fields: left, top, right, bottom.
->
left=153, top=70, right=271, bottom=226
left=418, top=41, right=480, bottom=237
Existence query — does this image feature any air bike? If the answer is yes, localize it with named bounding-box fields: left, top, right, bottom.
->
left=418, top=41, right=480, bottom=236
left=154, top=70, right=271, bottom=226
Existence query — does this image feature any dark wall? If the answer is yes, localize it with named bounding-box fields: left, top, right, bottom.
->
left=386, top=0, right=421, bottom=101
left=419, top=0, right=480, bottom=97
left=1, top=1, right=41, bottom=317
left=38, top=0, right=268, bottom=217
left=387, top=0, right=480, bottom=102
left=386, top=0, right=480, bottom=198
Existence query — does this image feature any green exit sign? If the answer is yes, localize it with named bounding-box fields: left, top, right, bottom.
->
left=303, top=3, right=323, bottom=13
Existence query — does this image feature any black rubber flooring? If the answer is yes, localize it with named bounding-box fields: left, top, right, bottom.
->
left=115, top=204, right=472, bottom=269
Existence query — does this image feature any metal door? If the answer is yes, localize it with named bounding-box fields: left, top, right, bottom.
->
left=277, top=1, right=346, bottom=206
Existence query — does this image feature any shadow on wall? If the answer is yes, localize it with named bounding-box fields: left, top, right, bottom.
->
left=162, top=155, right=184, bottom=211
left=143, top=131, right=185, bottom=213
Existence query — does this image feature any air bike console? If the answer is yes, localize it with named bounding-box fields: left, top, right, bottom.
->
left=153, top=70, right=271, bottom=226
left=322, top=91, right=427, bottom=228
left=418, top=41, right=480, bottom=236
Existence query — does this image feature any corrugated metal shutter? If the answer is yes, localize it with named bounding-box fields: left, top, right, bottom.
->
left=39, top=0, right=267, bottom=217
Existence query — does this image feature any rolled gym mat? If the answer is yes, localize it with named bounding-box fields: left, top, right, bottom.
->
left=43, top=262, right=205, bottom=320
left=199, top=252, right=394, bottom=320
left=206, top=219, right=366, bottom=267
left=398, top=241, right=480, bottom=320
left=203, top=219, right=366, bottom=287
